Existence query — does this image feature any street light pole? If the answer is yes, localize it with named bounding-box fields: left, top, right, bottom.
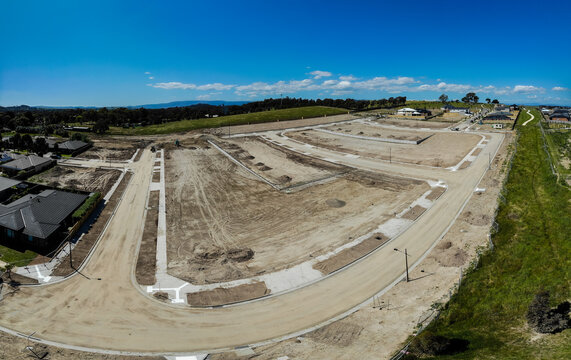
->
left=394, top=248, right=409, bottom=282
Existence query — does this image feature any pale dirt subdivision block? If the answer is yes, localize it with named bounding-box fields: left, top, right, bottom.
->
left=164, top=147, right=428, bottom=285
left=287, top=130, right=481, bottom=168
left=425, top=186, right=446, bottom=201
left=186, top=281, right=270, bottom=306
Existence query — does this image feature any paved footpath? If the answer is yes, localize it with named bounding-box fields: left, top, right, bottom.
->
left=0, top=131, right=504, bottom=356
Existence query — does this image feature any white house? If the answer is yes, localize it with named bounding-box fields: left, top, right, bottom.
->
left=397, top=108, right=422, bottom=116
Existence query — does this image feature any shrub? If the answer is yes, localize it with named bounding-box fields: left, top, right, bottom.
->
left=72, top=192, right=101, bottom=222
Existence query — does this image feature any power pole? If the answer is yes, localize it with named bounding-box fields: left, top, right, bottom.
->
left=405, top=248, right=409, bottom=282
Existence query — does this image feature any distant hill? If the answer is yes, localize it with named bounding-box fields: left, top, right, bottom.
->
left=0, top=100, right=250, bottom=111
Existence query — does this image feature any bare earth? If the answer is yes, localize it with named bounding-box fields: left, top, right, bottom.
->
left=374, top=117, right=452, bottom=129
left=287, top=130, right=481, bottom=167
left=165, top=146, right=428, bottom=284
left=30, top=166, right=122, bottom=196
left=321, top=122, right=434, bottom=142
left=0, top=116, right=508, bottom=359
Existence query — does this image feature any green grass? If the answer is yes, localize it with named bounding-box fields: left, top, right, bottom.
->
left=108, top=106, right=348, bottom=135
left=0, top=245, right=37, bottom=267
left=423, top=108, right=571, bottom=359
left=405, top=101, right=490, bottom=111
left=542, top=126, right=571, bottom=181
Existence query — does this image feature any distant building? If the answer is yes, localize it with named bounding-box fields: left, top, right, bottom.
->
left=46, top=139, right=91, bottom=156
left=396, top=107, right=430, bottom=116
left=441, top=105, right=471, bottom=114
left=0, top=189, right=88, bottom=252
left=549, top=111, right=570, bottom=122
left=483, top=112, right=512, bottom=122
left=0, top=155, right=54, bottom=177
left=63, top=126, right=91, bottom=132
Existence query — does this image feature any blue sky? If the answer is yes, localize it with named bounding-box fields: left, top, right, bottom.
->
left=1, top=0, right=570, bottom=107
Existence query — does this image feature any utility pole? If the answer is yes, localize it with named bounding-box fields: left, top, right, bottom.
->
left=69, top=239, right=73, bottom=269
left=394, top=248, right=410, bottom=282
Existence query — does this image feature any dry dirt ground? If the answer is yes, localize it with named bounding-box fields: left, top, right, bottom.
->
left=373, top=117, right=452, bottom=129
left=0, top=331, right=162, bottom=360
left=80, top=139, right=148, bottom=161
left=30, top=166, right=122, bottom=196
left=210, top=133, right=515, bottom=360
left=321, top=122, right=434, bottom=142
left=214, top=136, right=341, bottom=188
left=164, top=142, right=429, bottom=285
left=287, top=129, right=481, bottom=167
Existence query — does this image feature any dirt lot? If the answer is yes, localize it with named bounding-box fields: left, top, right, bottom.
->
left=135, top=191, right=159, bottom=285
left=287, top=129, right=482, bottom=167
left=187, top=281, right=270, bottom=306
left=210, top=135, right=514, bottom=360
left=373, top=117, right=451, bottom=129
left=214, top=136, right=341, bottom=188
left=321, top=122, right=434, bottom=142
left=81, top=139, right=148, bottom=161
left=164, top=147, right=429, bottom=284
left=30, top=166, right=122, bottom=196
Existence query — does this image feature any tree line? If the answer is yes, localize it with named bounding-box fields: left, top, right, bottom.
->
left=0, top=96, right=407, bottom=134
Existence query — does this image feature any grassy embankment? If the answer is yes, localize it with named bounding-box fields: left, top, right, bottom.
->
left=421, top=108, right=570, bottom=359
left=108, top=106, right=347, bottom=135
left=541, top=120, right=571, bottom=185
left=0, top=245, right=37, bottom=267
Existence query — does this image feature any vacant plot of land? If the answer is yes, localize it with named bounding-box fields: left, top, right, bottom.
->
left=29, top=166, right=121, bottom=196
left=81, top=139, right=146, bottom=161
left=288, top=130, right=481, bottom=167
left=374, top=117, right=451, bottom=129
left=215, top=137, right=340, bottom=187
left=164, top=147, right=428, bottom=284
left=321, top=122, right=434, bottom=142
left=135, top=191, right=159, bottom=285
left=186, top=282, right=270, bottom=306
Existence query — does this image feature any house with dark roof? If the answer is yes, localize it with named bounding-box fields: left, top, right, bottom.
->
left=0, top=155, right=54, bottom=177
left=549, top=111, right=570, bottom=122
left=483, top=112, right=513, bottom=122
left=47, top=139, right=91, bottom=156
left=0, top=189, right=88, bottom=252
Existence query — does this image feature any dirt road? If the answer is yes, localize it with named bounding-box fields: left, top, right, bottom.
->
left=0, top=130, right=504, bottom=355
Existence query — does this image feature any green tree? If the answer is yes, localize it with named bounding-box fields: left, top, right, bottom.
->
left=486, top=98, right=491, bottom=104
left=492, top=99, right=499, bottom=104
left=461, top=92, right=479, bottom=104
left=439, top=94, right=449, bottom=103
left=93, top=119, right=109, bottom=134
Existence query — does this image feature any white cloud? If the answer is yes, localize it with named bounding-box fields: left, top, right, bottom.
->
left=339, top=75, right=357, bottom=81
left=148, top=76, right=154, bottom=80
left=513, top=85, right=545, bottom=93
left=150, top=82, right=234, bottom=91
left=310, top=70, right=332, bottom=79
left=144, top=71, right=151, bottom=75
left=552, top=86, right=569, bottom=91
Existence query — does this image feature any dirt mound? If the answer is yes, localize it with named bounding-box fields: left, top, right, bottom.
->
left=278, top=175, right=292, bottom=184
left=433, top=244, right=468, bottom=267
left=259, top=165, right=272, bottom=171
left=438, top=241, right=453, bottom=250
left=227, top=248, right=254, bottom=262
left=326, top=198, right=346, bottom=208
left=153, top=292, right=170, bottom=302
left=527, top=291, right=571, bottom=334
